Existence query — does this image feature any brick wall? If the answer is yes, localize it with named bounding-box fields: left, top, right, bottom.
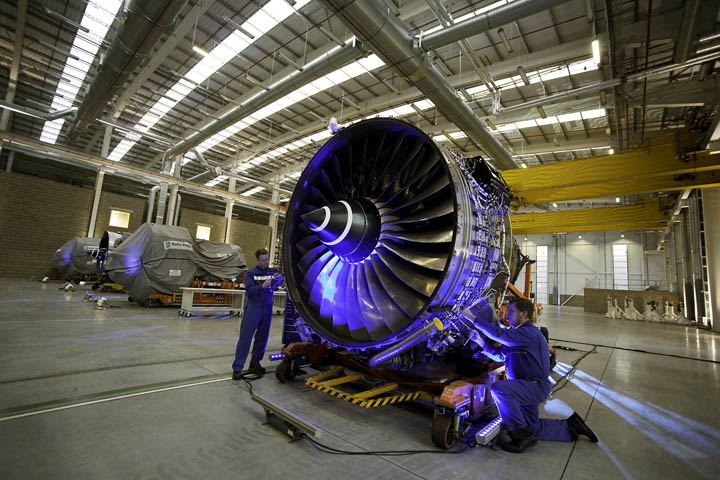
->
left=93, top=191, right=146, bottom=237
left=0, top=172, right=275, bottom=277
left=0, top=171, right=93, bottom=278
left=179, top=207, right=271, bottom=268
left=229, top=216, right=271, bottom=267
left=178, top=208, right=227, bottom=243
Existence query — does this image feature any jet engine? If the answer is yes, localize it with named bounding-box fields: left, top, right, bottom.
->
left=283, top=118, right=513, bottom=374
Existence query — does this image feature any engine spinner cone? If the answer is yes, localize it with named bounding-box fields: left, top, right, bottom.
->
left=301, top=199, right=381, bottom=263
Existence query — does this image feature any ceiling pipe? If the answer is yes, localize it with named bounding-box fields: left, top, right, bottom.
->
left=320, top=0, right=517, bottom=169
left=190, top=148, right=294, bottom=195
left=418, top=0, right=574, bottom=52
left=0, top=100, right=77, bottom=121
left=674, top=0, right=702, bottom=63
left=0, top=131, right=283, bottom=212
left=70, top=0, right=189, bottom=136
left=97, top=118, right=174, bottom=146
left=494, top=50, right=720, bottom=114
left=165, top=41, right=366, bottom=158
left=699, top=31, right=720, bottom=44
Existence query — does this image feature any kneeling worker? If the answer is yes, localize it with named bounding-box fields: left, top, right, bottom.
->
left=463, top=297, right=598, bottom=453
left=232, top=248, right=282, bottom=379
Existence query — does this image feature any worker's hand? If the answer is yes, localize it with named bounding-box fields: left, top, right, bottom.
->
left=263, top=278, right=272, bottom=288
left=462, top=307, right=475, bottom=320
left=468, top=329, right=485, bottom=348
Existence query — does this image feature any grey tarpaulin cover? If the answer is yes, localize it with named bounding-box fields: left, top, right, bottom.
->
left=194, top=239, right=246, bottom=281
left=104, top=223, right=246, bottom=304
left=52, top=237, right=101, bottom=281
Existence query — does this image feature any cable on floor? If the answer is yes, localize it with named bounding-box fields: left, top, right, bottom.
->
left=301, top=432, right=473, bottom=456
left=550, top=338, right=720, bottom=365
left=550, top=345, right=597, bottom=395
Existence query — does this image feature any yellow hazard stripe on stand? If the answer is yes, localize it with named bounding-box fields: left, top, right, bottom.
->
left=305, top=376, right=423, bottom=409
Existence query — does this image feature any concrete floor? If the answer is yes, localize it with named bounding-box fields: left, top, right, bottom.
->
left=1, top=279, right=719, bottom=479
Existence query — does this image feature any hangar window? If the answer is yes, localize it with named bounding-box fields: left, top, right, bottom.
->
left=195, top=224, right=211, bottom=241
left=108, top=209, right=131, bottom=229
left=613, top=244, right=629, bottom=290
left=536, top=245, right=548, bottom=304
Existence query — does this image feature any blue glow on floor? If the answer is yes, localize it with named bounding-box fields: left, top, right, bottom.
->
left=570, top=369, right=720, bottom=478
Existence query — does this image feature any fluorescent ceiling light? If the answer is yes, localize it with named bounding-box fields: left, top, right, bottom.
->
left=109, top=0, right=311, bottom=162
left=40, top=0, right=123, bottom=144
left=592, top=39, right=601, bottom=65
left=192, top=45, right=209, bottom=57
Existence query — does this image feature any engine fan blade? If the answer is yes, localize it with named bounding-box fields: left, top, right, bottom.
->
left=371, top=255, right=428, bottom=318
left=385, top=197, right=454, bottom=224
left=345, top=264, right=371, bottom=341
left=382, top=228, right=453, bottom=244
left=380, top=239, right=448, bottom=271
left=363, top=261, right=411, bottom=333
left=375, top=247, right=440, bottom=297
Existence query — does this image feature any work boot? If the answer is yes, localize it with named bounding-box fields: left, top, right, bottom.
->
left=247, top=365, right=266, bottom=377
left=567, top=412, right=598, bottom=442
left=502, top=426, right=537, bottom=453
left=232, top=371, right=243, bottom=380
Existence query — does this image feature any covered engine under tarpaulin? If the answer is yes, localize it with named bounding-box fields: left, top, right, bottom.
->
left=104, top=223, right=247, bottom=304
left=104, top=223, right=197, bottom=305
left=52, top=237, right=101, bottom=281
left=194, top=240, right=246, bottom=281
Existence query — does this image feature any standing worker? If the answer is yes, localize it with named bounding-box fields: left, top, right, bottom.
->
left=232, top=248, right=282, bottom=380
left=463, top=297, right=598, bottom=453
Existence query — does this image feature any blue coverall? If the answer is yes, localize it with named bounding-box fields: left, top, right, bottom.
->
left=474, top=315, right=572, bottom=441
left=232, top=265, right=281, bottom=372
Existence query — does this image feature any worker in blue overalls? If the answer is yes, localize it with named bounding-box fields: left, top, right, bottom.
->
left=463, top=297, right=598, bottom=453
left=232, top=248, right=282, bottom=380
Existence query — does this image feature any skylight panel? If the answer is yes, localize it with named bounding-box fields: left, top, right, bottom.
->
left=108, top=0, right=311, bottom=162
left=413, top=99, right=434, bottom=110
left=205, top=175, right=229, bottom=187
left=515, top=119, right=537, bottom=129
left=394, top=104, right=415, bottom=116
left=557, top=112, right=582, bottom=123
left=40, top=0, right=123, bottom=144
left=242, top=186, right=265, bottom=196
left=197, top=54, right=385, bottom=153
left=536, top=116, right=559, bottom=126
left=581, top=108, right=606, bottom=119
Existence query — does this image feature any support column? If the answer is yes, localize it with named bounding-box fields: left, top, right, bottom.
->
left=0, top=0, right=27, bottom=155
left=268, top=181, right=281, bottom=267
left=702, top=187, right=720, bottom=331
left=5, top=151, right=14, bottom=172
left=87, top=166, right=105, bottom=237
left=87, top=125, right=112, bottom=237
left=155, top=182, right=169, bottom=224
left=224, top=178, right=236, bottom=243
left=680, top=211, right=695, bottom=321
left=165, top=158, right=180, bottom=225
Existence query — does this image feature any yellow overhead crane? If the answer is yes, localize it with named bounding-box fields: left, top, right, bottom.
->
left=502, top=129, right=719, bottom=234
left=510, top=197, right=673, bottom=235
left=502, top=130, right=719, bottom=206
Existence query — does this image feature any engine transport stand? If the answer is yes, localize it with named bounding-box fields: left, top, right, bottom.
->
left=270, top=342, right=507, bottom=450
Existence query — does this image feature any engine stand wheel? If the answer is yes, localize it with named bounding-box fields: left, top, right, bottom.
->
left=431, top=411, right=457, bottom=450
left=275, top=359, right=296, bottom=383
